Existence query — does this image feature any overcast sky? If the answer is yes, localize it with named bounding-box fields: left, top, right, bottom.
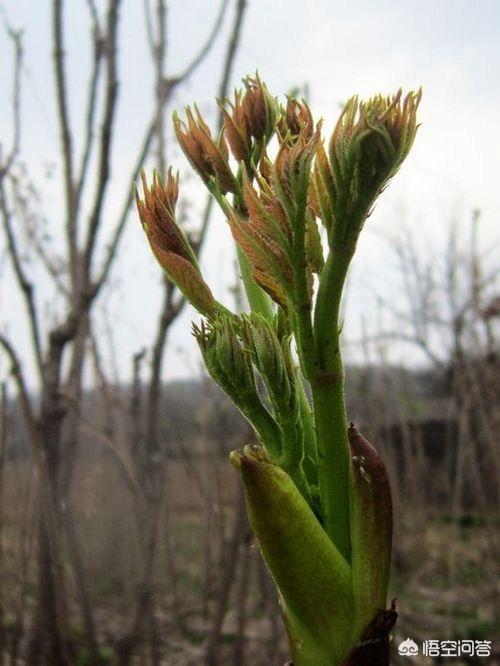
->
left=1, top=0, right=499, bottom=385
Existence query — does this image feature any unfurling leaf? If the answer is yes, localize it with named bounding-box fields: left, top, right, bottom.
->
left=152, top=248, right=215, bottom=316
left=310, top=140, right=335, bottom=233
left=278, top=97, right=314, bottom=141
left=137, top=78, right=421, bottom=666
left=219, top=89, right=252, bottom=162
left=304, top=210, right=324, bottom=274
left=227, top=206, right=292, bottom=307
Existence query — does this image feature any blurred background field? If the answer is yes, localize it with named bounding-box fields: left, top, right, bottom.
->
left=1, top=352, right=499, bottom=663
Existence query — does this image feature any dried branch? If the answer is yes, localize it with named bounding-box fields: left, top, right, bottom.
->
left=93, top=117, right=158, bottom=292
left=348, top=330, right=447, bottom=371
left=197, top=0, right=247, bottom=244
left=89, top=325, right=117, bottom=439
left=75, top=0, right=104, bottom=211
left=154, top=0, right=167, bottom=171
left=145, top=0, right=247, bottom=451
left=177, top=0, right=229, bottom=82
left=94, top=0, right=231, bottom=293
left=145, top=279, right=184, bottom=450
left=0, top=19, right=44, bottom=377
left=8, top=170, right=70, bottom=298
left=143, top=0, right=156, bottom=60
left=52, top=0, right=77, bottom=274
left=0, top=335, right=37, bottom=439
left=0, top=179, right=44, bottom=377
left=0, top=23, right=23, bottom=176
left=78, top=420, right=139, bottom=497
left=82, top=0, right=122, bottom=281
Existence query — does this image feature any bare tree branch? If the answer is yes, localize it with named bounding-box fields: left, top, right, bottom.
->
left=93, top=118, right=158, bottom=293
left=52, top=0, right=77, bottom=278
left=82, top=0, right=122, bottom=281
left=145, top=0, right=248, bottom=452
left=8, top=170, right=70, bottom=298
left=94, top=0, right=232, bottom=293
left=154, top=0, right=167, bottom=171
left=348, top=329, right=447, bottom=371
left=78, top=420, right=139, bottom=497
left=197, top=0, right=247, bottom=245
left=75, top=1, right=104, bottom=211
left=143, top=0, right=156, bottom=60
left=0, top=179, right=44, bottom=377
left=0, top=23, right=23, bottom=176
left=0, top=334, right=37, bottom=438
left=177, top=0, right=229, bottom=82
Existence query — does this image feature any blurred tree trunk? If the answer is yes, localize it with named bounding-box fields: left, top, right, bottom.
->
left=205, top=484, right=246, bottom=666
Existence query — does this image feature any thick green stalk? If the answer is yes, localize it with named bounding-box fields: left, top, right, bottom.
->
left=312, top=244, right=354, bottom=561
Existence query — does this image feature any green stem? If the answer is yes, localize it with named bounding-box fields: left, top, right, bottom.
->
left=242, top=398, right=282, bottom=459
left=236, top=244, right=274, bottom=318
left=296, top=378, right=317, bottom=481
left=312, top=244, right=354, bottom=561
left=289, top=169, right=318, bottom=382
left=276, top=408, right=312, bottom=503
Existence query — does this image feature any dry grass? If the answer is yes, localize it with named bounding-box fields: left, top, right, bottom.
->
left=1, top=451, right=499, bottom=664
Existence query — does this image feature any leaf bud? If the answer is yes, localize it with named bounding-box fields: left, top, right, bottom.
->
left=136, top=170, right=215, bottom=316
left=241, top=73, right=278, bottom=142
left=173, top=106, right=238, bottom=194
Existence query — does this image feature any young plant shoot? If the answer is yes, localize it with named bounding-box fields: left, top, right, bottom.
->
left=136, top=76, right=421, bottom=665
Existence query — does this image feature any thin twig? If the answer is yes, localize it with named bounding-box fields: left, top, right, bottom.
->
left=52, top=0, right=77, bottom=276
left=82, top=0, right=122, bottom=280
left=75, top=0, right=104, bottom=210
left=94, top=0, right=230, bottom=293
left=0, top=335, right=37, bottom=439
left=0, top=179, right=44, bottom=377
left=197, top=0, right=247, bottom=245
left=0, top=24, right=23, bottom=175
left=177, top=0, right=229, bottom=82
